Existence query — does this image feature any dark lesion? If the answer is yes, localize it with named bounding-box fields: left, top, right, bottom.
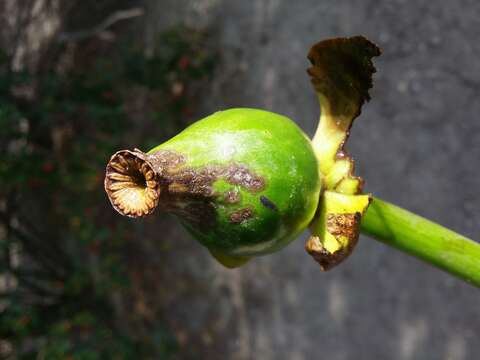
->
left=159, top=159, right=266, bottom=198
left=305, top=213, right=361, bottom=271
left=223, top=190, right=241, bottom=204
left=104, top=148, right=265, bottom=229
left=307, top=36, right=381, bottom=121
left=228, top=207, right=254, bottom=224
left=223, top=165, right=265, bottom=192
left=326, top=213, right=360, bottom=241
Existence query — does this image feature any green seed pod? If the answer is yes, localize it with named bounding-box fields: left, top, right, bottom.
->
left=105, top=108, right=321, bottom=267
left=105, top=36, right=381, bottom=269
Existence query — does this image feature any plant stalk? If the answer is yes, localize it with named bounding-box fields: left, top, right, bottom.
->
left=360, top=197, right=480, bottom=287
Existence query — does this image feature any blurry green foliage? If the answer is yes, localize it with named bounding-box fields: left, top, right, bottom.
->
left=0, top=25, right=215, bottom=359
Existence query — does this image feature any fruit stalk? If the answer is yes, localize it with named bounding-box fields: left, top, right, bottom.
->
left=361, top=197, right=480, bottom=287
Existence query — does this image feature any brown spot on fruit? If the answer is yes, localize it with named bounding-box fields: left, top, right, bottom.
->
left=260, top=195, right=277, bottom=211
left=229, top=207, right=254, bottom=224
left=168, top=182, right=190, bottom=194
left=175, top=200, right=217, bottom=229
left=105, top=148, right=266, bottom=230
left=141, top=149, right=186, bottom=174
left=224, top=190, right=241, bottom=204
left=224, top=165, right=265, bottom=192
left=166, top=167, right=217, bottom=197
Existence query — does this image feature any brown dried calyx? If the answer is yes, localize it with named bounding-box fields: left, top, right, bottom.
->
left=104, top=150, right=160, bottom=217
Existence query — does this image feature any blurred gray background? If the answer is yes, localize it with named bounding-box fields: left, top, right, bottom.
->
left=3, top=0, right=479, bottom=359
left=144, top=1, right=480, bottom=359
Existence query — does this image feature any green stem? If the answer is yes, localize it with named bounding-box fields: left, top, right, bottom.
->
left=361, top=197, right=480, bottom=287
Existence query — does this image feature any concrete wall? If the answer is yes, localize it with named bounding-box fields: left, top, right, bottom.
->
left=143, top=1, right=480, bottom=359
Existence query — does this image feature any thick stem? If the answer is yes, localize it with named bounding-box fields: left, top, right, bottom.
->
left=361, top=197, right=480, bottom=287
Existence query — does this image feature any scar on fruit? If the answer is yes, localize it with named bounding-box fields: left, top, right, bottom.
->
left=260, top=196, right=278, bottom=211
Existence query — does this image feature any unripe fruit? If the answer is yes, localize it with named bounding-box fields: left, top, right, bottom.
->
left=105, top=36, right=380, bottom=269
left=105, top=108, right=321, bottom=265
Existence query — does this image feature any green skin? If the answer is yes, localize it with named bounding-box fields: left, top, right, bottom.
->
left=149, top=108, right=321, bottom=258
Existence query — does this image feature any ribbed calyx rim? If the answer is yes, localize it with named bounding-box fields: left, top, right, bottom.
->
left=104, top=150, right=160, bottom=217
